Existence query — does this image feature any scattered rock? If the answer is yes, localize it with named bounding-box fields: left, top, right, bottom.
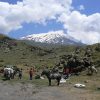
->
left=84, top=80, right=89, bottom=83
left=40, top=76, right=45, bottom=79
left=35, top=75, right=41, bottom=79
left=32, top=91, right=38, bottom=94
left=60, top=78, right=66, bottom=83
left=97, top=87, right=100, bottom=90
left=74, top=83, right=86, bottom=88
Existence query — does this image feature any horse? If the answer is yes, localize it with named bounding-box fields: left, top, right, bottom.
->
left=13, top=67, right=20, bottom=76
left=41, top=69, right=62, bottom=86
left=4, top=67, right=14, bottom=80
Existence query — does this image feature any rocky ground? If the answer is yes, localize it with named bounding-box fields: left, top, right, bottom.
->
left=0, top=80, right=100, bottom=100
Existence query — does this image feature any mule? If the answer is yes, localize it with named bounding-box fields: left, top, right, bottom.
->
left=4, top=67, right=14, bottom=80
left=41, top=69, right=62, bottom=86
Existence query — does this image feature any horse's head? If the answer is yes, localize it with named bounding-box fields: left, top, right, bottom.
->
left=41, top=69, right=50, bottom=77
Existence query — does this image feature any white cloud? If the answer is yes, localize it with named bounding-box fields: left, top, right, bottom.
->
left=0, top=0, right=72, bottom=33
left=69, top=31, right=100, bottom=44
left=79, top=5, right=85, bottom=11
left=58, top=11, right=100, bottom=44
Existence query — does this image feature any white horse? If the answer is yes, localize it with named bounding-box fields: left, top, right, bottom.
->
left=4, top=67, right=14, bottom=80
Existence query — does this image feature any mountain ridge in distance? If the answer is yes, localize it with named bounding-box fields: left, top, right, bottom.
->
left=21, top=31, right=84, bottom=46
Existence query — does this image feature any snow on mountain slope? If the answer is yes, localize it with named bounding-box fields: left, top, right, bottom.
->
left=21, top=30, right=82, bottom=45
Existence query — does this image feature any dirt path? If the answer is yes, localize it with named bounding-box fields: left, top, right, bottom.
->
left=0, top=81, right=99, bottom=100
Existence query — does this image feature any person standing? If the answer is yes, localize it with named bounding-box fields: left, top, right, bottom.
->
left=29, top=68, right=33, bottom=80
left=18, top=68, right=22, bottom=79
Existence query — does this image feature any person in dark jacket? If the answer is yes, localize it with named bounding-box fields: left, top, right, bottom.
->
left=18, top=68, right=22, bottom=79
left=29, top=68, right=33, bottom=80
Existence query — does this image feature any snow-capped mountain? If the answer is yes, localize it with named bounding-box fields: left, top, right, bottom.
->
left=21, top=31, right=83, bottom=45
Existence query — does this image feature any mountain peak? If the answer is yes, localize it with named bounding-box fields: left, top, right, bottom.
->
left=21, top=31, right=83, bottom=45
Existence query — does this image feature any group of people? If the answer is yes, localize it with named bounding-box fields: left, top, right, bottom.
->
left=3, top=66, right=36, bottom=80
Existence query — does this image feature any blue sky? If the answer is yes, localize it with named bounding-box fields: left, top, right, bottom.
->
left=9, top=20, right=64, bottom=39
left=72, top=0, right=100, bottom=15
left=0, top=0, right=100, bottom=44
left=0, top=0, right=22, bottom=4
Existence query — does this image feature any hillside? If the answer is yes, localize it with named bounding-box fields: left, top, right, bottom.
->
left=0, top=34, right=100, bottom=69
left=0, top=34, right=75, bottom=68
left=0, top=34, right=56, bottom=68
